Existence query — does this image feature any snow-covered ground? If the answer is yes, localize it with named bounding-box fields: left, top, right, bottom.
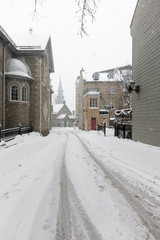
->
left=0, top=128, right=160, bottom=240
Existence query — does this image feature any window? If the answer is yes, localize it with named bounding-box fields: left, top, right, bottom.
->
left=109, top=100, right=115, bottom=109
left=10, top=85, right=19, bottom=101
left=22, top=86, right=27, bottom=102
left=110, top=87, right=115, bottom=94
left=90, top=98, right=97, bottom=108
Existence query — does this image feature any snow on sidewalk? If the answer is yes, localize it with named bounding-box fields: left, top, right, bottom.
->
left=0, top=128, right=159, bottom=240
left=0, top=132, right=64, bottom=240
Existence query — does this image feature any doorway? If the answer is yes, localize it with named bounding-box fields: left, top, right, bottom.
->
left=91, top=117, right=96, bottom=130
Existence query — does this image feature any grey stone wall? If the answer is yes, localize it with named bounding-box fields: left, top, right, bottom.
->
left=26, top=53, right=51, bottom=136
left=5, top=78, right=30, bottom=128
left=0, top=28, right=53, bottom=135
left=0, top=43, right=3, bottom=125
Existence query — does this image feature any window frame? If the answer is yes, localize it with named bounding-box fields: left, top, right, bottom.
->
left=90, top=98, right=98, bottom=108
left=109, top=100, right=115, bottom=109
left=109, top=87, right=115, bottom=94
left=10, top=84, right=19, bottom=101
left=22, top=86, right=28, bottom=102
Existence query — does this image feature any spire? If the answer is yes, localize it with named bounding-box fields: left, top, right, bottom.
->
left=56, top=78, right=65, bottom=104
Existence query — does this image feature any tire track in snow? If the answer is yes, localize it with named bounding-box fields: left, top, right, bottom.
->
left=73, top=132, right=159, bottom=240
left=55, top=133, right=102, bottom=240
left=0, top=132, right=65, bottom=240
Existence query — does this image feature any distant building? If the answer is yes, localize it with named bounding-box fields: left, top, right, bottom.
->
left=75, top=66, right=132, bottom=130
left=131, top=0, right=160, bottom=146
left=0, top=26, right=54, bottom=136
left=51, top=102, right=76, bottom=127
left=56, top=78, right=65, bottom=104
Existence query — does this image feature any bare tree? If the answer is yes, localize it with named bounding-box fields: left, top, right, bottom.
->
left=33, top=0, right=98, bottom=36
left=76, top=0, right=98, bottom=36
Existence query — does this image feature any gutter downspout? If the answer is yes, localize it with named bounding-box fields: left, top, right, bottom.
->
left=2, top=45, right=6, bottom=129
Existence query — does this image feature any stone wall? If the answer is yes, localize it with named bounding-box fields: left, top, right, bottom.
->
left=0, top=43, right=3, bottom=125
left=26, top=53, right=51, bottom=136
left=40, top=48, right=52, bottom=135
left=83, top=93, right=109, bottom=130
left=76, top=72, right=123, bottom=130
left=5, top=78, right=30, bottom=128
left=0, top=43, right=12, bottom=128
left=0, top=28, right=53, bottom=135
left=84, top=81, right=123, bottom=110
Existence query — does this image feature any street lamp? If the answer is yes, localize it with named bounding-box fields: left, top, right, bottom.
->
left=126, top=80, right=140, bottom=93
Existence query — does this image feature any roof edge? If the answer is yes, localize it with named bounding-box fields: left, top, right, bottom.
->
left=130, top=0, right=139, bottom=29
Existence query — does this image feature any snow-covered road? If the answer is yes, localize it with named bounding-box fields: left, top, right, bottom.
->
left=0, top=128, right=160, bottom=240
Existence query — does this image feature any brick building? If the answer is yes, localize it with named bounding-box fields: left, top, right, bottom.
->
left=75, top=66, right=132, bottom=130
left=0, top=26, right=54, bottom=136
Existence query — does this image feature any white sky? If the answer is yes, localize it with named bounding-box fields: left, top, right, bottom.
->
left=0, top=0, right=137, bottom=111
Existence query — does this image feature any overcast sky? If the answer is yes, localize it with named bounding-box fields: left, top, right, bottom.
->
left=0, top=0, right=137, bottom=111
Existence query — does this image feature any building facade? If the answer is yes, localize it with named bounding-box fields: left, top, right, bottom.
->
left=131, top=0, right=160, bottom=146
left=76, top=66, right=132, bottom=130
left=0, top=26, right=54, bottom=136
left=51, top=103, right=76, bottom=127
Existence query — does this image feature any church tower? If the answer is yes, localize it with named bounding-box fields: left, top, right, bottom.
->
left=56, top=78, right=65, bottom=104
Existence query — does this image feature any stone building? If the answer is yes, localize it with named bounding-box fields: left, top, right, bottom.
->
left=0, top=26, right=54, bottom=136
left=75, top=66, right=132, bottom=130
left=130, top=0, right=160, bottom=147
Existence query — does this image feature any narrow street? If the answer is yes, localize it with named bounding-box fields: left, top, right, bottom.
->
left=0, top=129, right=160, bottom=240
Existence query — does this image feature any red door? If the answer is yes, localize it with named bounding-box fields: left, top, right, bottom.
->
left=91, top=118, right=96, bottom=130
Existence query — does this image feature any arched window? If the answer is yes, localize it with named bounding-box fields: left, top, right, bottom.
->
left=22, top=86, right=27, bottom=102
left=10, top=85, right=19, bottom=101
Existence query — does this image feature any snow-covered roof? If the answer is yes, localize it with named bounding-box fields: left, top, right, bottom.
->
left=0, top=25, right=17, bottom=49
left=82, top=71, right=123, bottom=82
left=53, top=104, right=64, bottom=114
left=0, top=26, right=54, bottom=73
left=100, top=109, right=109, bottom=112
left=68, top=115, right=76, bottom=119
left=84, top=91, right=100, bottom=97
left=57, top=114, right=67, bottom=119
left=5, top=58, right=33, bottom=80
left=115, top=108, right=132, bottom=116
left=12, top=33, right=50, bottom=51
left=57, top=114, right=75, bottom=120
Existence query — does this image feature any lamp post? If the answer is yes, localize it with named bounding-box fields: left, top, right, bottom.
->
left=126, top=80, right=140, bottom=93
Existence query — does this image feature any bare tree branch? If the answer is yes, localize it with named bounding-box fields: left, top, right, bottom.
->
left=76, top=0, right=98, bottom=36
left=33, top=0, right=98, bottom=36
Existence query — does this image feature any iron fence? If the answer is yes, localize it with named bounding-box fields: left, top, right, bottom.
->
left=97, top=122, right=106, bottom=136
left=114, top=123, right=132, bottom=139
left=0, top=125, right=32, bottom=142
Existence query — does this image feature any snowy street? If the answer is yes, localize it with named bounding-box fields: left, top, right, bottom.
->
left=0, top=128, right=160, bottom=240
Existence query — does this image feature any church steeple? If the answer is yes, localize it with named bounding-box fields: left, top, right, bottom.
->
left=56, top=78, right=65, bottom=104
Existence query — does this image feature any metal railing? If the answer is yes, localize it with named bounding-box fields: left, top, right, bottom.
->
left=97, top=122, right=106, bottom=136
left=114, top=123, right=132, bottom=139
left=0, top=125, right=32, bottom=142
